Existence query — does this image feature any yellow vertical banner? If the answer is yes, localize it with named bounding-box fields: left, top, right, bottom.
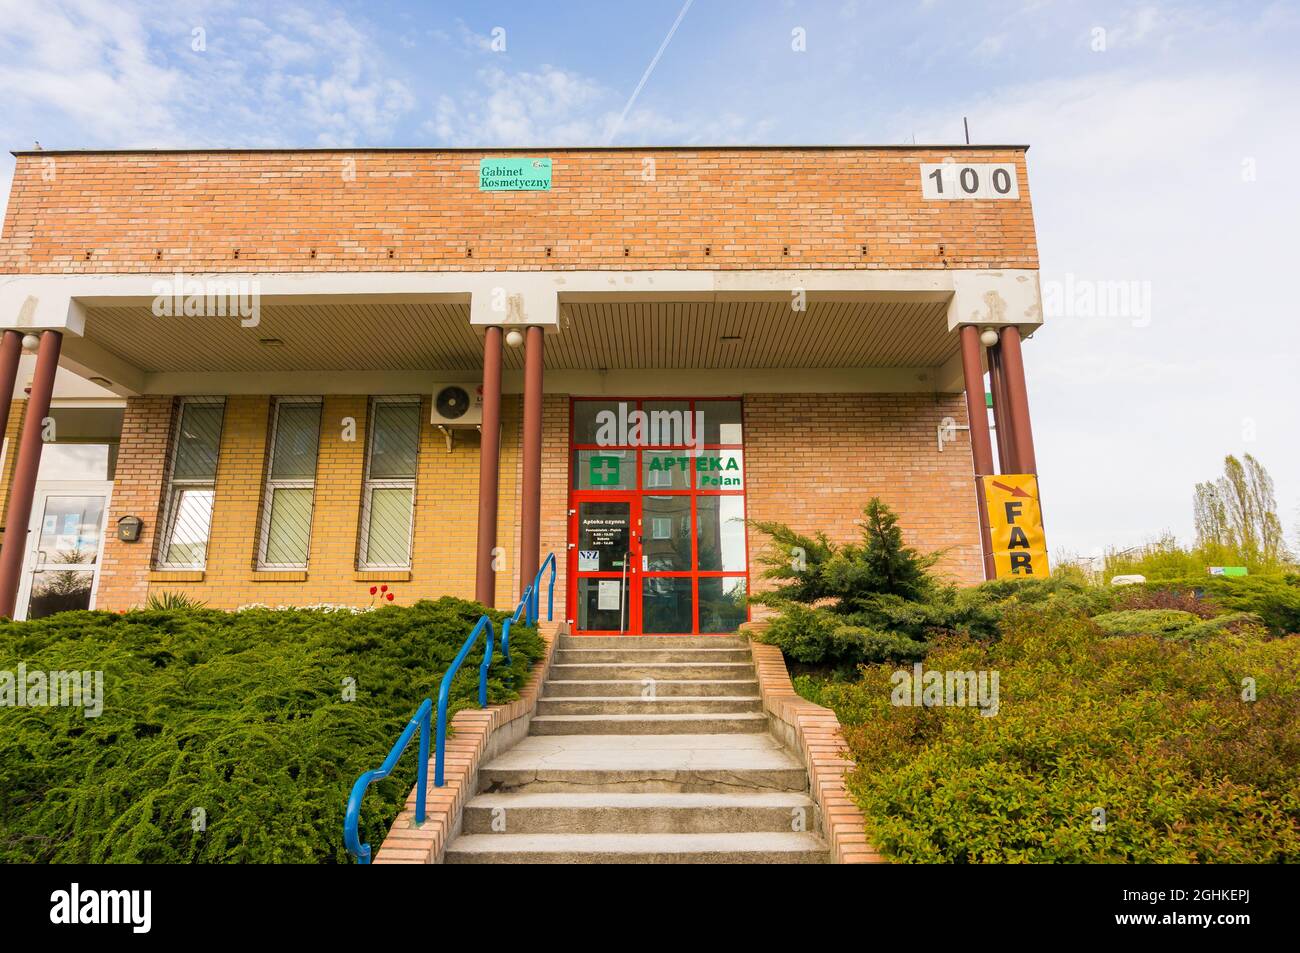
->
left=982, top=474, right=1049, bottom=578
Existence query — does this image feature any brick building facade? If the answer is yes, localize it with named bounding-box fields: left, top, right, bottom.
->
left=0, top=146, right=1044, bottom=629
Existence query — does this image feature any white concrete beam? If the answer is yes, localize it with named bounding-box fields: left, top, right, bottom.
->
left=57, top=335, right=147, bottom=397
left=946, top=269, right=1043, bottom=331
left=138, top=366, right=956, bottom=396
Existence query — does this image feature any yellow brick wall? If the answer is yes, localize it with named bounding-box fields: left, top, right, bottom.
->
left=0, top=398, right=26, bottom=547
left=94, top=389, right=984, bottom=613
left=97, top=393, right=527, bottom=611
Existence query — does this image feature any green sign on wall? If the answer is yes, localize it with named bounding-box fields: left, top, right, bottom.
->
left=479, top=157, right=552, bottom=191
left=589, top=455, right=622, bottom=486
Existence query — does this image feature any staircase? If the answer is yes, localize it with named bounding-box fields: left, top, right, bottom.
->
left=444, top=633, right=829, bottom=863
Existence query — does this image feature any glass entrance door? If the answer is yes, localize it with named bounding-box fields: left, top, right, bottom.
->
left=15, top=485, right=112, bottom=620
left=568, top=398, right=751, bottom=636
left=571, top=496, right=639, bottom=634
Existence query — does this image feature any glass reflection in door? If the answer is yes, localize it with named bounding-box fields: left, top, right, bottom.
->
left=26, top=495, right=106, bottom=619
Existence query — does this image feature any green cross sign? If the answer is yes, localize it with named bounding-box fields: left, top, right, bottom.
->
left=589, top=455, right=621, bottom=486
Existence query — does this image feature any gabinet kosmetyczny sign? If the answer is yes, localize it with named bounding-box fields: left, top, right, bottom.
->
left=479, top=157, right=552, bottom=191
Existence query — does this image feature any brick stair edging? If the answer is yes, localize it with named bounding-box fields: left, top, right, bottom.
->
left=741, top=621, right=883, bottom=864
left=372, top=621, right=562, bottom=864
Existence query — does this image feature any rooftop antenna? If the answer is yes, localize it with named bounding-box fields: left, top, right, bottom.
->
left=963, top=117, right=970, bottom=144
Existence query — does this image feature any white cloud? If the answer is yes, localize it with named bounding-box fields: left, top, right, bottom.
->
left=427, top=62, right=776, bottom=146
left=0, top=1, right=416, bottom=150
left=900, top=60, right=1300, bottom=555
left=430, top=64, right=607, bottom=145
left=0, top=0, right=185, bottom=143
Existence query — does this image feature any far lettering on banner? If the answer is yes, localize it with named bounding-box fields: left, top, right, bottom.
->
left=982, top=474, right=1049, bottom=578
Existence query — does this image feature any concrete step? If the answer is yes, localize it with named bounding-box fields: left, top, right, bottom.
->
left=554, top=647, right=752, bottom=664
left=536, top=695, right=763, bottom=715
left=543, top=678, right=760, bottom=698
left=461, top=792, right=817, bottom=834
left=479, top=734, right=808, bottom=794
left=549, top=661, right=755, bottom=681
left=530, top=712, right=768, bottom=735
left=445, top=831, right=827, bottom=864
left=560, top=635, right=747, bottom=649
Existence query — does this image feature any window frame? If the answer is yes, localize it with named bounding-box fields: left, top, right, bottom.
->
left=257, top=396, right=323, bottom=570
left=155, top=397, right=226, bottom=571
left=357, top=396, right=421, bottom=571
left=568, top=396, right=749, bottom=635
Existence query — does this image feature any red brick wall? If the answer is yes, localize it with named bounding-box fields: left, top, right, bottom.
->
left=0, top=148, right=1036, bottom=274
left=744, top=393, right=983, bottom=587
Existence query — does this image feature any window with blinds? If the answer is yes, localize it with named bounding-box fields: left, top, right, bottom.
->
left=358, top=397, right=421, bottom=570
left=258, top=398, right=322, bottom=569
left=157, top=398, right=226, bottom=570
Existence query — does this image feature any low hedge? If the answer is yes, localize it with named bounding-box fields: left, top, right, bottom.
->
left=1131, top=574, right=1300, bottom=636
left=1091, top=608, right=1263, bottom=640
left=0, top=598, right=543, bottom=863
left=799, top=604, right=1300, bottom=862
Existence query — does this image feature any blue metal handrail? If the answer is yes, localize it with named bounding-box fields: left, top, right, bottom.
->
left=434, top=615, right=495, bottom=786
left=343, top=552, right=557, bottom=864
left=526, top=552, right=558, bottom=628
left=499, top=595, right=528, bottom=667
left=343, top=697, right=431, bottom=865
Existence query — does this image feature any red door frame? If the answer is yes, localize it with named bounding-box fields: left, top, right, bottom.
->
left=566, top=397, right=750, bottom=637
left=568, top=493, right=641, bottom=634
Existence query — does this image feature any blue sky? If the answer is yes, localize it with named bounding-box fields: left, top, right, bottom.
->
left=1, top=0, right=1298, bottom=560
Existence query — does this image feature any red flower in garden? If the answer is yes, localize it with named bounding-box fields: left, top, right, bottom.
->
left=386, top=592, right=394, bottom=601
left=380, top=585, right=388, bottom=593
left=369, top=586, right=378, bottom=595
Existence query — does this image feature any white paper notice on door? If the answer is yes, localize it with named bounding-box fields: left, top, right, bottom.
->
left=578, top=550, right=600, bottom=572
left=597, top=579, right=621, bottom=611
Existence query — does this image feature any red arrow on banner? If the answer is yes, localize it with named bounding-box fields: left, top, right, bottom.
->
left=991, top=480, right=1031, bottom=498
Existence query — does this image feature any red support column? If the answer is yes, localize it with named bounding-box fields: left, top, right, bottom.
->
left=959, top=325, right=996, bottom=581
left=987, top=342, right=1017, bottom=473
left=998, top=325, right=1038, bottom=474
left=474, top=326, right=503, bottom=607
left=0, top=330, right=23, bottom=459
left=518, top=326, right=544, bottom=594
left=0, top=330, right=62, bottom=618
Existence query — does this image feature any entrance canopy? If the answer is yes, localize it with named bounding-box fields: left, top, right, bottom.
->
left=0, top=268, right=1042, bottom=397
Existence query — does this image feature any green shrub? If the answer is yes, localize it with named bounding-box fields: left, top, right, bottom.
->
left=801, top=605, right=1300, bottom=862
left=1092, top=608, right=1202, bottom=637
left=1092, top=608, right=1263, bottom=641
left=145, top=590, right=208, bottom=611
left=1130, top=575, right=1300, bottom=635
left=965, top=575, right=1117, bottom=618
left=751, top=498, right=998, bottom=666
left=762, top=602, right=935, bottom=667
left=0, top=598, right=542, bottom=863
left=1112, top=585, right=1219, bottom=618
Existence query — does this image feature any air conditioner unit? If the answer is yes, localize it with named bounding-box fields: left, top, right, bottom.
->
left=430, top=383, right=483, bottom=427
